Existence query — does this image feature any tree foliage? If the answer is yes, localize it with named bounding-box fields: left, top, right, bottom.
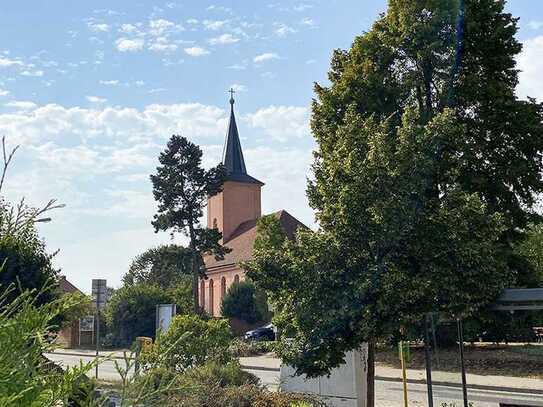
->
left=247, top=0, right=543, bottom=378
left=123, top=244, right=192, bottom=288
left=143, top=314, right=232, bottom=373
left=104, top=284, right=173, bottom=346
left=221, top=281, right=263, bottom=324
left=151, top=135, right=229, bottom=313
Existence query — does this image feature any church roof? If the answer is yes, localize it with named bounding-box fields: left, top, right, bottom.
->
left=222, top=92, right=264, bottom=185
left=204, top=210, right=306, bottom=270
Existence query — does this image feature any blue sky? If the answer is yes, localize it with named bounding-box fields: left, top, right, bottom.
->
left=0, top=0, right=542, bottom=292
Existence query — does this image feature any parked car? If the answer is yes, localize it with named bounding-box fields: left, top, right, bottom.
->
left=244, top=323, right=276, bottom=341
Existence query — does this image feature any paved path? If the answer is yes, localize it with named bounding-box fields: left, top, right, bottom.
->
left=46, top=352, right=543, bottom=406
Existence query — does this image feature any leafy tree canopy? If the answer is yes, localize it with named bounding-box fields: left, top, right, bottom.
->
left=123, top=244, right=192, bottom=289
left=247, top=0, right=543, bottom=377
left=104, top=284, right=173, bottom=346
left=221, top=281, right=263, bottom=324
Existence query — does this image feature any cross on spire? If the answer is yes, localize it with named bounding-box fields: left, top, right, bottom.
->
left=229, top=88, right=235, bottom=106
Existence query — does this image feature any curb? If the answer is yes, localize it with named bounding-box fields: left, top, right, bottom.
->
left=48, top=351, right=133, bottom=361
left=375, top=376, right=543, bottom=396
left=49, top=353, right=543, bottom=396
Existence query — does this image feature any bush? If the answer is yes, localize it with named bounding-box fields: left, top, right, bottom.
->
left=104, top=284, right=172, bottom=347
left=143, top=314, right=232, bottom=373
left=229, top=338, right=276, bottom=357
left=221, top=281, right=263, bottom=324
left=134, top=361, right=326, bottom=407
left=0, top=217, right=59, bottom=307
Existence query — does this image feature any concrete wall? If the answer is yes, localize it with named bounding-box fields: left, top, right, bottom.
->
left=280, top=345, right=368, bottom=407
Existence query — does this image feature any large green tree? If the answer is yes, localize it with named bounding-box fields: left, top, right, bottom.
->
left=151, top=135, right=229, bottom=313
left=246, top=0, right=543, bottom=391
left=123, top=244, right=192, bottom=288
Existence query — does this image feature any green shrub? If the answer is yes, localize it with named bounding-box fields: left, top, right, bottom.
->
left=221, top=281, right=263, bottom=324
left=143, top=314, right=232, bottom=373
left=104, top=283, right=172, bottom=346
left=229, top=338, right=276, bottom=357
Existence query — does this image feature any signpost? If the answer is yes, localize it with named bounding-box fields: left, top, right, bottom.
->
left=79, top=315, right=94, bottom=348
left=92, top=279, right=107, bottom=379
left=156, top=304, right=176, bottom=335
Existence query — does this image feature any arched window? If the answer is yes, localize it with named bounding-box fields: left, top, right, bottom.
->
left=200, top=280, right=205, bottom=309
left=209, top=279, right=214, bottom=316
left=221, top=276, right=226, bottom=298
left=234, top=274, right=240, bottom=284
left=213, top=218, right=218, bottom=229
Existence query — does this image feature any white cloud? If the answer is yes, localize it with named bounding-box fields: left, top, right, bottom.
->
left=5, top=100, right=37, bottom=110
left=0, top=101, right=315, bottom=292
left=203, top=19, right=227, bottom=30
left=20, top=70, right=44, bottom=77
left=517, top=36, right=543, bottom=102
left=230, top=84, right=247, bottom=93
left=115, top=37, right=145, bottom=52
left=528, top=21, right=543, bottom=30
left=186, top=18, right=198, bottom=25
left=149, top=38, right=178, bottom=53
left=274, top=23, right=297, bottom=37
left=119, top=23, right=139, bottom=34
left=293, top=3, right=313, bottom=12
left=184, top=46, right=209, bottom=57
left=149, top=18, right=180, bottom=36
left=100, top=79, right=119, bottom=86
left=0, top=89, right=9, bottom=97
left=253, top=52, right=279, bottom=63
left=0, top=57, right=23, bottom=67
left=245, top=106, right=310, bottom=142
left=300, top=17, right=315, bottom=26
left=227, top=63, right=247, bottom=70
left=208, top=33, right=239, bottom=45
left=86, top=95, right=107, bottom=103
left=88, top=22, right=110, bottom=32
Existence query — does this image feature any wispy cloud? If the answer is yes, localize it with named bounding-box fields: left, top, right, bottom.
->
left=20, top=70, right=44, bottom=77
left=99, top=80, right=119, bottom=86
left=230, top=83, right=247, bottom=93
left=5, top=100, right=37, bottom=110
left=528, top=21, right=543, bottom=30
left=253, top=52, right=279, bottom=63
left=300, top=17, right=316, bottom=26
left=203, top=19, right=228, bottom=30
left=208, top=33, right=239, bottom=45
left=88, top=22, right=110, bottom=32
left=184, top=46, right=210, bottom=57
left=0, top=57, right=23, bottom=67
left=86, top=95, right=107, bottom=103
left=115, top=38, right=145, bottom=52
left=274, top=23, right=297, bottom=37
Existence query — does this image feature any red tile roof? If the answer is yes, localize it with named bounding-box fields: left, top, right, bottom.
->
left=204, top=210, right=306, bottom=269
left=58, top=275, right=83, bottom=295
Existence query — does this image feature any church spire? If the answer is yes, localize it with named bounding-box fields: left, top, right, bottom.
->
left=221, top=89, right=263, bottom=185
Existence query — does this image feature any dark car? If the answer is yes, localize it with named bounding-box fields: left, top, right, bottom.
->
left=244, top=324, right=275, bottom=341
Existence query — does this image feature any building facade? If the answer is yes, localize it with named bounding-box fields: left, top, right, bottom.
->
left=200, top=94, right=304, bottom=316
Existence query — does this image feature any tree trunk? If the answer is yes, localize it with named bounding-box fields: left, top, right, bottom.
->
left=187, top=222, right=201, bottom=315
left=367, top=340, right=375, bottom=407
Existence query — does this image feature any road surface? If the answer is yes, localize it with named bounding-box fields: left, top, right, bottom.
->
left=46, top=353, right=543, bottom=407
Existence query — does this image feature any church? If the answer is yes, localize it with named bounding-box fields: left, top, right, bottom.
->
left=200, top=94, right=305, bottom=317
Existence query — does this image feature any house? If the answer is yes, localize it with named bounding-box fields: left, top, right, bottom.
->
left=57, top=275, right=83, bottom=348
left=201, top=94, right=305, bottom=317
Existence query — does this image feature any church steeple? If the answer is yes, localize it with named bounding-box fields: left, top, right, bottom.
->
left=221, top=90, right=263, bottom=185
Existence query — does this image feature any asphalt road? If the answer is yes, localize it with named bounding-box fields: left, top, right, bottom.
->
left=46, top=353, right=543, bottom=407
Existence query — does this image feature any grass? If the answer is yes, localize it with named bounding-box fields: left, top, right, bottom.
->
left=376, top=343, right=543, bottom=379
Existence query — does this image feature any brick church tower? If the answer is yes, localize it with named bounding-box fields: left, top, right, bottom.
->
left=207, top=92, right=264, bottom=242
left=201, top=92, right=304, bottom=317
